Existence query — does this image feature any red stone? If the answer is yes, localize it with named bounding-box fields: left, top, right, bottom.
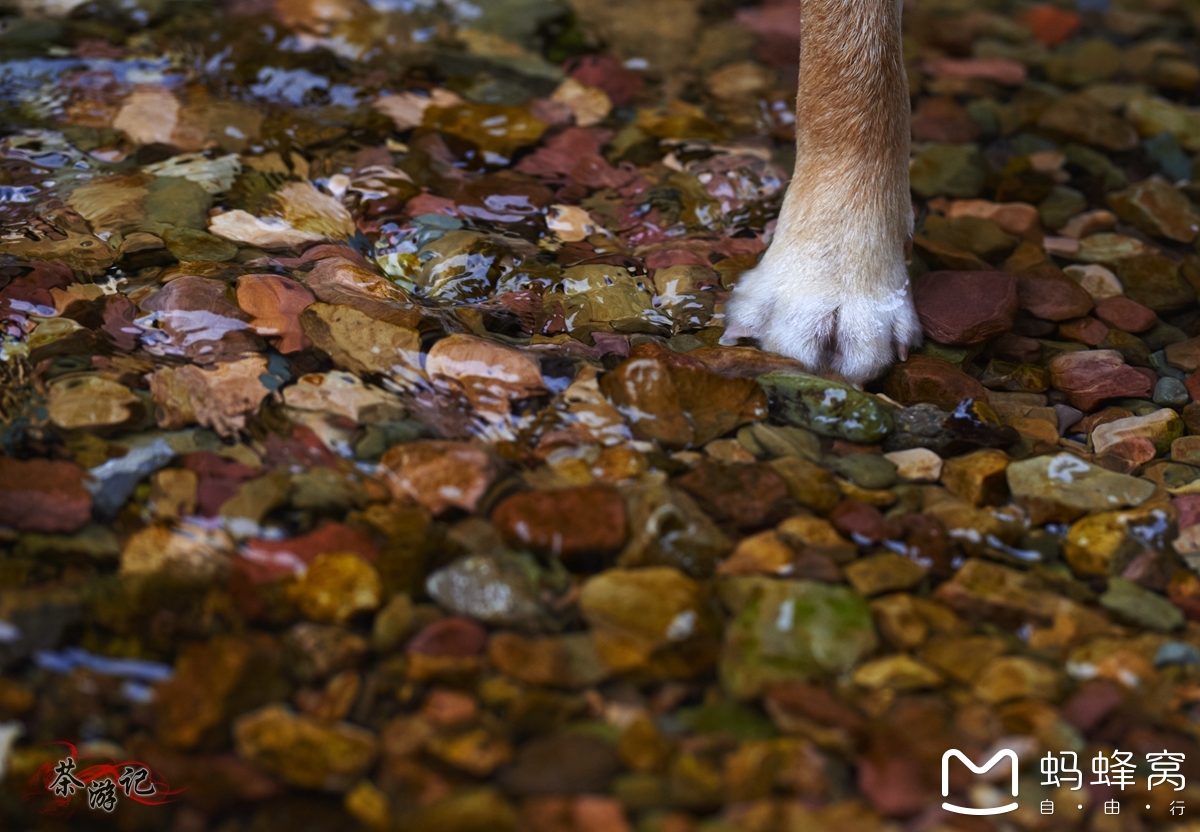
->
left=237, top=522, right=378, bottom=583
left=407, top=617, right=488, bottom=657
left=0, top=458, right=92, bottom=533
left=1175, top=495, right=1200, bottom=529
left=1060, top=680, right=1124, bottom=732
left=881, top=355, right=989, bottom=410
left=565, top=55, right=644, bottom=107
left=183, top=452, right=261, bottom=516
left=1186, top=371, right=1200, bottom=403
left=913, top=271, right=1018, bottom=345
left=858, top=729, right=933, bottom=816
left=1017, top=267, right=1094, bottom=321
left=1057, top=317, right=1109, bottom=346
left=1105, top=437, right=1157, bottom=465
left=491, top=484, right=628, bottom=562
left=1048, top=349, right=1154, bottom=411
left=1132, top=366, right=1159, bottom=388
left=1021, top=5, right=1081, bottom=47
left=1093, top=296, right=1158, bottom=333
left=830, top=499, right=900, bottom=544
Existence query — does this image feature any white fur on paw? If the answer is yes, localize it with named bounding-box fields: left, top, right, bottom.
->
left=726, top=259, right=922, bottom=385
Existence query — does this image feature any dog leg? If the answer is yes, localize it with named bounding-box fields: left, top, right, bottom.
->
left=726, top=0, right=920, bottom=384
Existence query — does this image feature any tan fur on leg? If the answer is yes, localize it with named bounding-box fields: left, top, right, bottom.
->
left=725, top=0, right=920, bottom=384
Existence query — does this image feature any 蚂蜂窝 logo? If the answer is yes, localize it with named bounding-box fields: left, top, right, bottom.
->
left=942, top=748, right=1019, bottom=815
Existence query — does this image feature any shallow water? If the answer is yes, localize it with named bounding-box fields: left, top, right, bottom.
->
left=6, top=0, right=1200, bottom=830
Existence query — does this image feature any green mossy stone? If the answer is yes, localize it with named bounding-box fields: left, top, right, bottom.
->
left=718, top=577, right=877, bottom=699
left=756, top=372, right=894, bottom=443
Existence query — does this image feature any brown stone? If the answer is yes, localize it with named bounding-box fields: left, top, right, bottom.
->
left=674, top=459, right=792, bottom=531
left=1016, top=266, right=1095, bottom=321
left=599, top=344, right=767, bottom=450
left=882, top=355, right=989, bottom=410
left=492, top=485, right=627, bottom=562
left=156, top=634, right=287, bottom=750
left=1107, top=176, right=1200, bottom=244
left=378, top=441, right=498, bottom=515
left=687, top=345, right=808, bottom=378
left=0, top=458, right=92, bottom=534
left=487, top=632, right=608, bottom=689
left=499, top=735, right=621, bottom=797
left=912, top=271, right=1018, bottom=345
left=911, top=97, right=979, bottom=143
left=236, top=274, right=314, bottom=353
left=1116, top=254, right=1196, bottom=313
left=1167, top=336, right=1200, bottom=372
left=1058, top=317, right=1109, bottom=346
left=989, top=332, right=1042, bottom=364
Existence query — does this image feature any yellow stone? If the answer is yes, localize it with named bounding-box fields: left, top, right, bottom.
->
left=424, top=103, right=547, bottom=160
left=920, top=634, right=1010, bottom=684
left=972, top=656, right=1062, bottom=703
left=843, top=552, right=927, bottom=597
left=300, top=303, right=422, bottom=382
left=618, top=712, right=674, bottom=772
left=1063, top=504, right=1174, bottom=577
left=120, top=522, right=233, bottom=581
left=776, top=515, right=856, bottom=563
left=233, top=703, right=378, bottom=791
left=836, top=479, right=896, bottom=507
left=870, top=594, right=929, bottom=650
left=769, top=457, right=842, bottom=513
left=852, top=654, right=943, bottom=691
left=941, top=449, right=1010, bottom=507
left=345, top=780, right=390, bottom=832
left=425, top=728, right=513, bottom=777
left=717, top=530, right=795, bottom=576
left=288, top=552, right=383, bottom=624
left=47, top=375, right=139, bottom=430
left=1009, top=416, right=1059, bottom=444
left=579, top=567, right=711, bottom=674
left=149, top=469, right=198, bottom=521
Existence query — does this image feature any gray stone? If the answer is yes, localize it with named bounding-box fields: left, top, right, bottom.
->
left=86, top=438, right=175, bottom=518
left=833, top=454, right=898, bottom=490
left=1154, top=377, right=1189, bottom=407
left=425, top=553, right=546, bottom=628
left=1154, top=640, right=1200, bottom=667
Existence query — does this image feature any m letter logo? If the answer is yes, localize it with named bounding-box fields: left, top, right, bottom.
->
left=942, top=749, right=1019, bottom=815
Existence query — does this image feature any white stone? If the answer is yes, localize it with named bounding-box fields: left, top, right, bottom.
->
left=1063, top=264, right=1124, bottom=300
left=883, top=448, right=944, bottom=483
left=1091, top=408, right=1182, bottom=456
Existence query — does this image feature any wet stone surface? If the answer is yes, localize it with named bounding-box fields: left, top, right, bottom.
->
left=9, top=0, right=1200, bottom=830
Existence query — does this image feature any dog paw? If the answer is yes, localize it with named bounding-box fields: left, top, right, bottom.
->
left=725, top=257, right=922, bottom=385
